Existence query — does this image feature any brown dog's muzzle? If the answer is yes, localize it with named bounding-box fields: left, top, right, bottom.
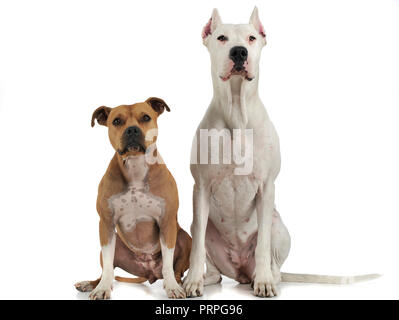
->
left=118, top=125, right=146, bottom=155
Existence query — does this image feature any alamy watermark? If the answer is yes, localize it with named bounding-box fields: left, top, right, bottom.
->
left=144, top=128, right=254, bottom=175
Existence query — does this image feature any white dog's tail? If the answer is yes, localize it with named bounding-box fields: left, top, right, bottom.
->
left=280, top=272, right=381, bottom=284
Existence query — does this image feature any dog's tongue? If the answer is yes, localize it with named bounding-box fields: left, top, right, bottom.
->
left=117, top=145, right=141, bottom=155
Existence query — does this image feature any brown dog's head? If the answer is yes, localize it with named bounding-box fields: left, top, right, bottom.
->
left=91, top=97, right=170, bottom=156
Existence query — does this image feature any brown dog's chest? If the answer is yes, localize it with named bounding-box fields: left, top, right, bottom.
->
left=109, top=155, right=166, bottom=254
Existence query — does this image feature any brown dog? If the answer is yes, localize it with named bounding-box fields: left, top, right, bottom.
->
left=75, top=97, right=191, bottom=299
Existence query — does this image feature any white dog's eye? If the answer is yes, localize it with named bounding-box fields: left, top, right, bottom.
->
left=217, top=35, right=228, bottom=42
left=249, top=35, right=256, bottom=42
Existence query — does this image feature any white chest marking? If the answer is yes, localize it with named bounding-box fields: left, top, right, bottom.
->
left=108, top=155, right=165, bottom=232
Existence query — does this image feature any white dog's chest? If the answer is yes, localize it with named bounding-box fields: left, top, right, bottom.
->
left=210, top=171, right=258, bottom=214
left=207, top=169, right=259, bottom=243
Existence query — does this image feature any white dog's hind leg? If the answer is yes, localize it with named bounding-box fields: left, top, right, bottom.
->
left=270, top=209, right=291, bottom=284
left=183, top=184, right=210, bottom=297
left=204, top=256, right=222, bottom=286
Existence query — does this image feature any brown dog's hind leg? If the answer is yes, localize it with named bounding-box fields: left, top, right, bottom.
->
left=76, top=230, right=191, bottom=291
left=75, top=252, right=103, bottom=292
left=173, top=228, right=192, bottom=284
left=113, top=233, right=160, bottom=283
left=76, top=237, right=148, bottom=293
left=75, top=245, right=148, bottom=293
left=75, top=278, right=101, bottom=292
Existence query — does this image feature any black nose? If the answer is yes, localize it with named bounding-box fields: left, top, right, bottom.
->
left=124, top=126, right=142, bottom=138
left=229, top=46, right=248, bottom=65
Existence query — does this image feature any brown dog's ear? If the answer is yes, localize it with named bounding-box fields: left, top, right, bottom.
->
left=91, top=106, right=112, bottom=127
left=145, top=97, right=170, bottom=115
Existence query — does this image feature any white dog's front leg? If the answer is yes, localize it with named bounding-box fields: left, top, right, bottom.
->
left=160, top=239, right=186, bottom=299
left=183, top=184, right=210, bottom=297
left=254, top=181, right=277, bottom=297
left=89, top=233, right=116, bottom=300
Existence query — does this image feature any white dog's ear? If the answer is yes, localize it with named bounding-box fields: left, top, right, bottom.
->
left=202, top=8, right=222, bottom=45
left=249, top=7, right=266, bottom=43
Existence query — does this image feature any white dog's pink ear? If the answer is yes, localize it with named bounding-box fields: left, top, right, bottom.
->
left=202, top=8, right=222, bottom=43
left=249, top=7, right=266, bottom=39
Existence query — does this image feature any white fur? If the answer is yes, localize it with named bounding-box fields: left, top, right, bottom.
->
left=185, top=7, right=280, bottom=298
left=109, top=155, right=165, bottom=254
left=89, top=234, right=116, bottom=300
left=184, top=8, right=379, bottom=298
left=160, top=239, right=186, bottom=299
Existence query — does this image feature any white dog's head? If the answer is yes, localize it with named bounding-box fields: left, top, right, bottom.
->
left=202, top=7, right=266, bottom=82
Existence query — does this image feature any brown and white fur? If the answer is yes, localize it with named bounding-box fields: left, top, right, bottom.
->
left=75, top=98, right=191, bottom=299
left=183, top=8, right=379, bottom=298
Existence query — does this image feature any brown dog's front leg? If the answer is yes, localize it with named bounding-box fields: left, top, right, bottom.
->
left=89, top=219, right=116, bottom=300
left=160, top=218, right=186, bottom=299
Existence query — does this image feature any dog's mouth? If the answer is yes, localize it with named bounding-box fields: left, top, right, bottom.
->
left=220, top=66, right=254, bottom=82
left=117, top=142, right=146, bottom=155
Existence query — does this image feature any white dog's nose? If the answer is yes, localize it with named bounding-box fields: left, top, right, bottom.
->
left=229, top=46, right=248, bottom=67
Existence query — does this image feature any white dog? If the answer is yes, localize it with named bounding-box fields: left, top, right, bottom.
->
left=183, top=7, right=378, bottom=298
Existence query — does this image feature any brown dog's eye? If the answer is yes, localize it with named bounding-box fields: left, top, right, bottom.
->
left=217, top=35, right=228, bottom=42
left=112, top=118, right=122, bottom=126
left=249, top=35, right=256, bottom=42
left=142, top=114, right=151, bottom=122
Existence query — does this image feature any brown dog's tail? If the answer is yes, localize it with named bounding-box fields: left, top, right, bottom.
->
left=115, top=276, right=147, bottom=284
left=281, top=272, right=381, bottom=284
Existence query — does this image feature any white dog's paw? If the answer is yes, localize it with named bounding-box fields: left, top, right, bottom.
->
left=89, top=283, right=112, bottom=300
left=164, top=281, right=186, bottom=299
left=183, top=272, right=204, bottom=297
left=204, top=273, right=222, bottom=286
left=253, top=275, right=278, bottom=298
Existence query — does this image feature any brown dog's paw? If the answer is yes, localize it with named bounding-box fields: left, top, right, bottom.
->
left=165, top=285, right=186, bottom=299
left=89, top=285, right=112, bottom=300
left=75, top=281, right=96, bottom=292
left=164, top=278, right=186, bottom=299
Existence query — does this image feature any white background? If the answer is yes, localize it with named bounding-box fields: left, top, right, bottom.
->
left=0, top=0, right=398, bottom=300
